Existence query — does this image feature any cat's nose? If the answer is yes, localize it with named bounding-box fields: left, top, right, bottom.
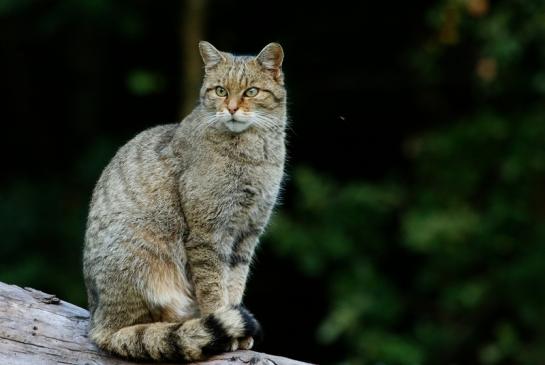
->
left=227, top=100, right=239, bottom=114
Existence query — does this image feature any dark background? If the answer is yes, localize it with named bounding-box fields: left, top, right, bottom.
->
left=2, top=1, right=545, bottom=364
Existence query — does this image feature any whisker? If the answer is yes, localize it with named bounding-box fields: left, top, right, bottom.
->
left=193, top=114, right=217, bottom=136
left=255, top=116, right=277, bottom=129
left=252, top=115, right=282, bottom=133
left=255, top=111, right=293, bottom=134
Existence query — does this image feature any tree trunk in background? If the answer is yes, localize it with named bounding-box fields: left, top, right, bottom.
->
left=0, top=282, right=311, bottom=365
left=180, top=0, right=208, bottom=117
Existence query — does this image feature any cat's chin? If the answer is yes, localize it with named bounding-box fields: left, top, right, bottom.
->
left=224, top=120, right=252, bottom=133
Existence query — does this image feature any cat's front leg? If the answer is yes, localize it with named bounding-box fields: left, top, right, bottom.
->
left=228, top=263, right=252, bottom=306
left=227, top=232, right=261, bottom=351
left=185, top=232, right=230, bottom=315
left=227, top=226, right=263, bottom=306
left=227, top=232, right=259, bottom=306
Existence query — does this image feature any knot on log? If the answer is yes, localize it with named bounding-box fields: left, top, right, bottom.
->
left=24, top=287, right=60, bottom=304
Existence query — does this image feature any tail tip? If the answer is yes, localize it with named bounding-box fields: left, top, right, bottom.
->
left=235, top=305, right=263, bottom=341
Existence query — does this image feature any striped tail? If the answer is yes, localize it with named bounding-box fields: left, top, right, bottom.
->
left=90, top=306, right=261, bottom=362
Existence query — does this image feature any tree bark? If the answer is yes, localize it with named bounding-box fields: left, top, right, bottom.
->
left=0, top=282, right=311, bottom=365
left=180, top=0, right=207, bottom=117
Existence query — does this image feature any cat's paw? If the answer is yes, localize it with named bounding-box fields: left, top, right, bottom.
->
left=238, top=336, right=254, bottom=350
left=229, top=338, right=239, bottom=352
left=201, top=306, right=261, bottom=356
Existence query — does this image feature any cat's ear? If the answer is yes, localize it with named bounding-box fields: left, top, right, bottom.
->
left=256, top=43, right=284, bottom=80
left=199, top=41, right=226, bottom=71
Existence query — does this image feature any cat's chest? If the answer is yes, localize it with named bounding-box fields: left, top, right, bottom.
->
left=200, top=132, right=283, bottom=186
left=205, top=131, right=270, bottom=164
left=197, top=156, right=280, bottom=206
left=181, top=134, right=283, bottom=215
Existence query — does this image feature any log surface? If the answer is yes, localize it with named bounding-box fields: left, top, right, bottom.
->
left=0, top=282, right=311, bottom=365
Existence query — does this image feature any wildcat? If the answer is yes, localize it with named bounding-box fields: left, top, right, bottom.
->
left=83, top=41, right=287, bottom=361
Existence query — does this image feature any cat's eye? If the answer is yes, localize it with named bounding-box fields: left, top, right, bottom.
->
left=244, top=87, right=259, bottom=97
left=215, top=86, right=227, bottom=97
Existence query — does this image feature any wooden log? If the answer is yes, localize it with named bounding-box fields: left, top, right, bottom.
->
left=0, top=282, right=311, bottom=365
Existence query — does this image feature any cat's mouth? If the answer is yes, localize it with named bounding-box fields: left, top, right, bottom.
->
left=224, top=119, right=252, bottom=133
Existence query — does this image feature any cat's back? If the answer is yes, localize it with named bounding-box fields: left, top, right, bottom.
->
left=88, top=123, right=181, bottom=221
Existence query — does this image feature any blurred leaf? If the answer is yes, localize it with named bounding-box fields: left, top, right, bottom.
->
left=403, top=207, right=479, bottom=252
left=126, top=69, right=165, bottom=95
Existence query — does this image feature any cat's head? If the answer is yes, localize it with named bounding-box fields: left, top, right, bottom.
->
left=198, top=41, right=286, bottom=134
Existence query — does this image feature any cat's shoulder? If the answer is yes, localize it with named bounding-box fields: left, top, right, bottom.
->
left=108, top=123, right=180, bottom=166
left=131, top=123, right=179, bottom=143
left=119, top=123, right=179, bottom=153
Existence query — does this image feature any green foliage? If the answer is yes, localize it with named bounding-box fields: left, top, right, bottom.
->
left=268, top=169, right=409, bottom=364
left=263, top=1, right=545, bottom=363
left=126, top=69, right=165, bottom=95
left=268, top=110, right=545, bottom=364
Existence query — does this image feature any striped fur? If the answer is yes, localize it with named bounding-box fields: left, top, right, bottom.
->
left=91, top=306, right=260, bottom=361
left=83, top=41, right=286, bottom=361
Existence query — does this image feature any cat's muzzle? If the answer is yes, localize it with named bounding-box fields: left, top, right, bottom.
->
left=224, top=119, right=252, bottom=133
